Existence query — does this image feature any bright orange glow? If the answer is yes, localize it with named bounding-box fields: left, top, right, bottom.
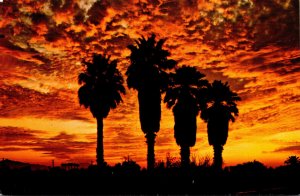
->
left=0, top=0, right=299, bottom=168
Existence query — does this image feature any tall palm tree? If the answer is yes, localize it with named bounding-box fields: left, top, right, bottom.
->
left=164, top=66, right=208, bottom=167
left=78, top=54, right=125, bottom=166
left=200, top=80, right=241, bottom=170
left=126, top=34, right=177, bottom=169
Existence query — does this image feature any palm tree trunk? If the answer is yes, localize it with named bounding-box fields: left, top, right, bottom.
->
left=180, top=145, right=190, bottom=168
left=213, top=144, right=223, bottom=170
left=96, top=117, right=104, bottom=167
left=145, top=132, right=156, bottom=170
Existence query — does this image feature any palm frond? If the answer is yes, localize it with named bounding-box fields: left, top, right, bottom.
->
left=78, top=85, right=91, bottom=109
left=164, top=65, right=208, bottom=111
left=200, top=80, right=241, bottom=122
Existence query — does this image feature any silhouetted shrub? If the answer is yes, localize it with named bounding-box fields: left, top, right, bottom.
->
left=1, top=156, right=300, bottom=195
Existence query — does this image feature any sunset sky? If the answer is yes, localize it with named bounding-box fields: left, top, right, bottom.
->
left=0, top=0, right=299, bottom=168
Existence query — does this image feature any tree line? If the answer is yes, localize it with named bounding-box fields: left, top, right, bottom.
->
left=78, top=34, right=241, bottom=171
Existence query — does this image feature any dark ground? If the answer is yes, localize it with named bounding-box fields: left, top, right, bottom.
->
left=1, top=160, right=300, bottom=195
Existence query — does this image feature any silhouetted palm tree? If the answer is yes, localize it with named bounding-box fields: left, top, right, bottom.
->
left=78, top=54, right=125, bottom=166
left=126, top=34, right=177, bottom=169
left=200, top=80, right=240, bottom=170
left=284, top=155, right=300, bottom=166
left=164, top=66, right=208, bottom=167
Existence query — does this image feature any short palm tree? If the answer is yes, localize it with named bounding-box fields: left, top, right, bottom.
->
left=78, top=54, right=125, bottom=166
left=200, top=80, right=241, bottom=170
left=126, top=34, right=177, bottom=169
left=164, top=66, right=208, bottom=167
left=284, top=155, right=300, bottom=166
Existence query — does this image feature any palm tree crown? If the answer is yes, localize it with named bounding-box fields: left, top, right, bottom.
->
left=165, top=65, right=208, bottom=110
left=201, top=80, right=240, bottom=119
left=164, top=65, right=208, bottom=166
left=126, top=34, right=177, bottom=92
left=284, top=155, right=300, bottom=166
left=78, top=54, right=125, bottom=118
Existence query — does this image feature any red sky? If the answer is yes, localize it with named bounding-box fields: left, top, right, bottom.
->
left=0, top=0, right=299, bottom=168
